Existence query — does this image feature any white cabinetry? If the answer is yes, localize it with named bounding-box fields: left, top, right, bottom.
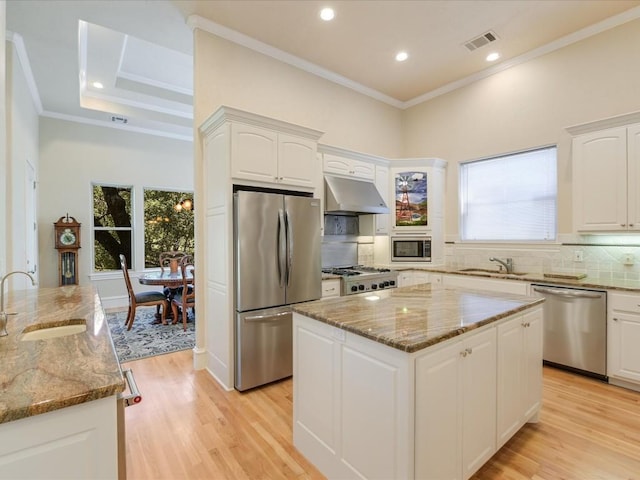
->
left=374, top=164, right=390, bottom=234
left=0, top=397, right=118, bottom=479
left=293, top=315, right=410, bottom=480
left=608, top=292, right=640, bottom=388
left=321, top=278, right=341, bottom=298
left=199, top=106, right=324, bottom=389
left=572, top=124, right=640, bottom=231
left=231, top=123, right=319, bottom=189
left=496, top=309, right=543, bottom=448
left=415, top=327, right=497, bottom=480
left=397, top=270, right=438, bottom=287
left=323, top=152, right=375, bottom=180
left=294, top=305, right=542, bottom=480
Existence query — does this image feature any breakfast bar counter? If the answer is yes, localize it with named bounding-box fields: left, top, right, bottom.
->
left=0, top=285, right=124, bottom=424
left=292, top=283, right=544, bottom=480
left=0, top=285, right=123, bottom=478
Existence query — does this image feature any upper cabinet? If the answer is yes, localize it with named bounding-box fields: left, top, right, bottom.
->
left=572, top=122, right=640, bottom=232
left=389, top=158, right=447, bottom=233
left=204, top=107, right=324, bottom=191
left=323, top=152, right=375, bottom=180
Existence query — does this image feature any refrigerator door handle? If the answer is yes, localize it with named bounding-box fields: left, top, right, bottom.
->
left=278, top=209, right=287, bottom=288
left=286, top=210, right=293, bottom=287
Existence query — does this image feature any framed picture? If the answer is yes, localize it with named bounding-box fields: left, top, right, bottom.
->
left=393, top=170, right=428, bottom=228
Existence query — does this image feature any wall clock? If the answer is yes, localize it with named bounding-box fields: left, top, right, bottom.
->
left=54, top=214, right=81, bottom=286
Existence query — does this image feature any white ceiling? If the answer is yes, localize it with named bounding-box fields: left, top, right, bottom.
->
left=6, top=0, right=640, bottom=141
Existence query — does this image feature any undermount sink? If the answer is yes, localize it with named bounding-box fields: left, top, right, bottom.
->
left=458, top=268, right=528, bottom=276
left=21, top=322, right=87, bottom=341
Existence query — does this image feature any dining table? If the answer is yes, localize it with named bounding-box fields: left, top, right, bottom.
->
left=138, top=270, right=193, bottom=289
left=138, top=270, right=194, bottom=320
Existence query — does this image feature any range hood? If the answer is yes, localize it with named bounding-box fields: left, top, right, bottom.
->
left=324, top=175, right=389, bottom=215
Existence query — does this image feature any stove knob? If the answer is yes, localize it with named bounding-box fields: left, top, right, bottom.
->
left=384, top=281, right=390, bottom=287
left=371, top=284, right=378, bottom=290
left=389, top=280, right=396, bottom=286
left=351, top=285, right=358, bottom=292
left=379, top=282, right=385, bottom=289
left=358, top=285, right=365, bottom=291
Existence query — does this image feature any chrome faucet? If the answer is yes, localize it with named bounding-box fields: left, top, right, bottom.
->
left=0, top=271, right=37, bottom=337
left=489, top=257, right=514, bottom=274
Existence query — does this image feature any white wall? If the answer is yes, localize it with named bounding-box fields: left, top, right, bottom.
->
left=6, top=38, right=39, bottom=290
left=402, top=17, right=640, bottom=239
left=193, top=30, right=403, bottom=157
left=1, top=2, right=7, bottom=276
left=38, top=118, right=193, bottom=305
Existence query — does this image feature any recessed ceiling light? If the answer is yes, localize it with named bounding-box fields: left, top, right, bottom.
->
left=92, top=81, right=104, bottom=89
left=486, top=52, right=500, bottom=62
left=395, top=51, right=409, bottom=62
left=320, top=7, right=335, bottom=21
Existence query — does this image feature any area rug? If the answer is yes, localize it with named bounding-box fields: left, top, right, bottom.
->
left=106, top=309, right=195, bottom=363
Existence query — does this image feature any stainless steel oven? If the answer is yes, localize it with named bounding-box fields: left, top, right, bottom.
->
left=391, top=236, right=432, bottom=262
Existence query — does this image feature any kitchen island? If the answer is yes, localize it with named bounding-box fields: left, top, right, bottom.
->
left=0, top=285, right=124, bottom=478
left=292, top=283, right=544, bottom=480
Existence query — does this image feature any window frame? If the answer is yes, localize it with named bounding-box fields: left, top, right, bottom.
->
left=142, top=187, right=195, bottom=269
left=458, top=145, right=558, bottom=243
left=91, top=182, right=134, bottom=272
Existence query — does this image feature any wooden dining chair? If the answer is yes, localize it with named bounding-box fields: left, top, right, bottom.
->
left=120, top=254, right=168, bottom=330
left=171, top=261, right=195, bottom=331
left=159, top=251, right=187, bottom=272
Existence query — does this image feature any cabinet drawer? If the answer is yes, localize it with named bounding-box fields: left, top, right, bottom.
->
left=609, top=292, right=640, bottom=313
left=322, top=279, right=341, bottom=298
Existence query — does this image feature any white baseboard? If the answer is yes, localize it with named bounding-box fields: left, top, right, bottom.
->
left=100, top=295, right=129, bottom=311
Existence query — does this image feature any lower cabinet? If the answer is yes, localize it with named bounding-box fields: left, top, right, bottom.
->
left=0, top=396, right=118, bottom=479
left=443, top=274, right=530, bottom=295
left=397, top=270, right=438, bottom=287
left=293, top=315, right=410, bottom=480
left=293, top=306, right=542, bottom=480
left=415, top=327, right=497, bottom=480
left=608, top=292, right=640, bottom=387
left=496, top=309, right=543, bottom=448
left=321, top=278, right=341, bottom=298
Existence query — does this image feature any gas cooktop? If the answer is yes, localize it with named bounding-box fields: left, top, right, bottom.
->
left=322, top=266, right=398, bottom=295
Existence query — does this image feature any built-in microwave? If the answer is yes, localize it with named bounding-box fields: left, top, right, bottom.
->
left=391, top=236, right=432, bottom=262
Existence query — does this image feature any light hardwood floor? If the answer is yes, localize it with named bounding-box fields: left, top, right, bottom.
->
left=124, top=351, right=640, bottom=479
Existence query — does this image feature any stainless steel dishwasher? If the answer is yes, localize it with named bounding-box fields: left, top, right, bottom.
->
left=531, top=284, right=607, bottom=380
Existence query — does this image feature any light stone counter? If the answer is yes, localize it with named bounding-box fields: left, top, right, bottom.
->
left=0, top=286, right=124, bottom=424
left=292, top=282, right=544, bottom=353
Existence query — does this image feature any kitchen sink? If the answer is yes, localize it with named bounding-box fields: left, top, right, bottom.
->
left=21, top=322, right=87, bottom=341
left=458, top=268, right=528, bottom=276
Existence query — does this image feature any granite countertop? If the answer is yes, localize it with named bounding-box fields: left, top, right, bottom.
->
left=388, top=266, right=640, bottom=292
left=293, top=283, right=544, bottom=353
left=0, top=286, right=125, bottom=425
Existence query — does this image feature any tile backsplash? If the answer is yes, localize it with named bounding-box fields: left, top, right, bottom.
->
left=444, top=243, right=640, bottom=281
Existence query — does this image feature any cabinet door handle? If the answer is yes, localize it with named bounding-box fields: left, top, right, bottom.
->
left=613, top=317, right=619, bottom=321
left=630, top=224, right=635, bottom=227
left=460, top=350, right=467, bottom=358
left=465, top=347, right=472, bottom=355
left=621, top=224, right=627, bottom=227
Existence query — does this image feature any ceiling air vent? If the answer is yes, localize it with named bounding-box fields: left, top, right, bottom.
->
left=464, top=31, right=499, bottom=52
left=111, top=115, right=128, bottom=124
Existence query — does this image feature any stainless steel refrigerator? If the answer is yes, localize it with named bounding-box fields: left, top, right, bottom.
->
left=234, top=189, right=321, bottom=391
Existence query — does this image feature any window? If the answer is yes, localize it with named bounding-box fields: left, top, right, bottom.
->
left=143, top=189, right=194, bottom=268
left=93, top=184, right=133, bottom=271
left=459, top=146, right=557, bottom=241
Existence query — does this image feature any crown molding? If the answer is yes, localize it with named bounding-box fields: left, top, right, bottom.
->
left=6, top=31, right=43, bottom=114
left=41, top=110, right=193, bottom=142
